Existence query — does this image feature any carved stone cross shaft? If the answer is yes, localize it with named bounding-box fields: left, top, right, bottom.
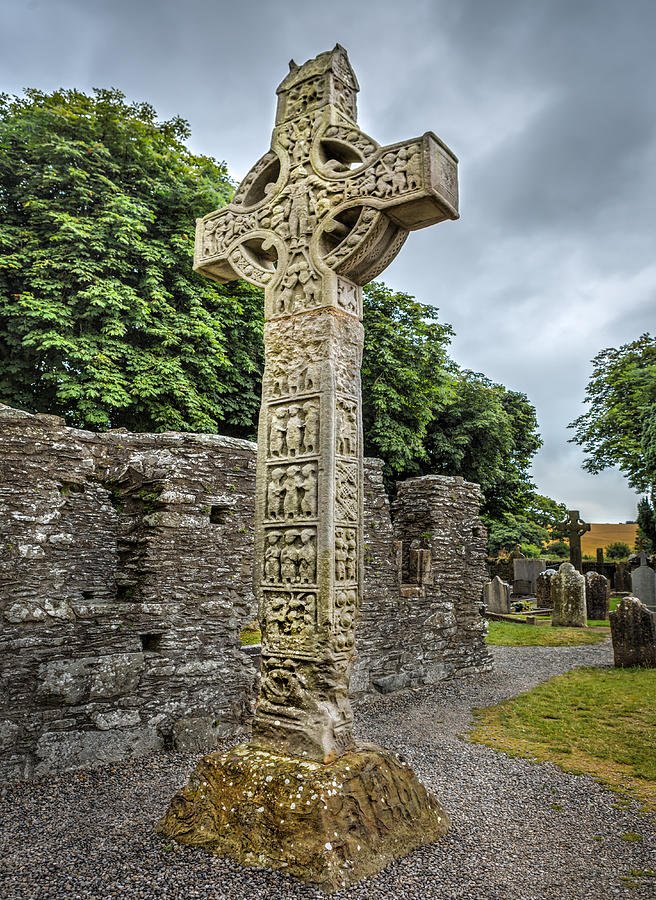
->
left=194, top=45, right=458, bottom=763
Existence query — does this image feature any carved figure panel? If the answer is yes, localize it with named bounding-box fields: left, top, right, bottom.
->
left=264, top=527, right=317, bottom=586
left=264, top=589, right=317, bottom=638
left=266, top=462, right=318, bottom=521
left=335, top=527, right=357, bottom=584
left=335, top=460, right=358, bottom=522
left=268, top=400, right=320, bottom=459
left=336, top=398, right=358, bottom=456
left=263, top=316, right=361, bottom=400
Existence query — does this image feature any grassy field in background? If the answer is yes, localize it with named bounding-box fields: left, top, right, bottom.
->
left=581, top=523, right=638, bottom=555
left=468, top=667, right=656, bottom=813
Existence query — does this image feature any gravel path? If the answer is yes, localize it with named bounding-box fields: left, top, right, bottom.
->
left=2, top=639, right=655, bottom=900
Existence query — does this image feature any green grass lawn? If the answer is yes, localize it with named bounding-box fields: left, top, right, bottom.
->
left=486, top=621, right=609, bottom=646
left=468, top=667, right=656, bottom=813
left=240, top=622, right=261, bottom=645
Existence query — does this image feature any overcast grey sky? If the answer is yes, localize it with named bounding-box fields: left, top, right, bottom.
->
left=2, top=0, right=654, bottom=522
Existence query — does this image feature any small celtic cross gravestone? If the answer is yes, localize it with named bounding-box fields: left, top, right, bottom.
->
left=160, top=46, right=457, bottom=890
left=562, top=509, right=590, bottom=573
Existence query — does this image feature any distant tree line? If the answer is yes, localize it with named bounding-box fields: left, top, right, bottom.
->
left=0, top=88, right=563, bottom=551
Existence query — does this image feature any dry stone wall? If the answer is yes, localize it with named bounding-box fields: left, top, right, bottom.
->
left=0, top=405, right=490, bottom=781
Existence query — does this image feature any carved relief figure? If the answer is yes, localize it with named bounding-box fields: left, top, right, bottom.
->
left=297, top=529, right=317, bottom=584
left=335, top=528, right=357, bottom=583
left=269, top=407, right=288, bottom=458
left=265, top=528, right=317, bottom=586
left=336, top=399, right=358, bottom=456
left=302, top=401, right=319, bottom=453
left=264, top=531, right=282, bottom=582
left=280, top=530, right=299, bottom=583
left=285, top=407, right=304, bottom=456
left=267, top=467, right=286, bottom=519
left=300, top=464, right=318, bottom=518
left=282, top=465, right=301, bottom=519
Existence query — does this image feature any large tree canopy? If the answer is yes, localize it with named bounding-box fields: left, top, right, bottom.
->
left=420, top=370, right=543, bottom=519
left=0, top=87, right=264, bottom=435
left=569, top=333, right=656, bottom=493
left=361, top=281, right=453, bottom=475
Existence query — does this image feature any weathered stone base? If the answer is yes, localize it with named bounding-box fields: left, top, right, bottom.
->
left=157, top=741, right=449, bottom=892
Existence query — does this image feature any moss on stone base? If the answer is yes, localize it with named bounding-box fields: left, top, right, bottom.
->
left=157, top=741, right=449, bottom=892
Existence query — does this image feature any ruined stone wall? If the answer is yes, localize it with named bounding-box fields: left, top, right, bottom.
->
left=0, top=406, right=258, bottom=783
left=0, top=406, right=491, bottom=781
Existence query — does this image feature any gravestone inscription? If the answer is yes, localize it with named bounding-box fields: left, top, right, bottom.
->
left=159, top=45, right=458, bottom=890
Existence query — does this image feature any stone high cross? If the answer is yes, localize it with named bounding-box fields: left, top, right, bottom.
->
left=160, top=45, right=455, bottom=891
left=564, top=509, right=590, bottom=573
left=194, top=45, right=458, bottom=764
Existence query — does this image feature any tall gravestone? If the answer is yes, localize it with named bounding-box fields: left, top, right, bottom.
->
left=585, top=571, right=610, bottom=620
left=610, top=596, right=656, bottom=668
left=536, top=568, right=556, bottom=606
left=159, top=46, right=458, bottom=890
left=631, top=551, right=656, bottom=612
left=483, top=575, right=511, bottom=614
left=551, top=561, right=587, bottom=627
left=513, top=557, right=545, bottom=595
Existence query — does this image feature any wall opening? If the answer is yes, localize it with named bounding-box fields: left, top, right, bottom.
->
left=140, top=633, right=163, bottom=653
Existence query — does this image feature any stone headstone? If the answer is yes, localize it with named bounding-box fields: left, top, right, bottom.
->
left=513, top=558, right=546, bottom=595
left=535, top=568, right=556, bottom=606
left=159, top=45, right=458, bottom=890
left=585, top=571, right=610, bottom=620
left=615, top=560, right=632, bottom=592
left=596, top=547, right=604, bottom=566
left=551, top=562, right=587, bottom=627
left=609, top=596, right=656, bottom=668
left=483, top=576, right=511, bottom=614
left=631, top=558, right=656, bottom=612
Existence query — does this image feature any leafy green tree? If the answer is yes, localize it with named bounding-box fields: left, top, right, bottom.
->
left=361, top=281, right=454, bottom=476
left=420, top=370, right=543, bottom=519
left=570, top=334, right=656, bottom=493
left=0, top=87, right=265, bottom=435
left=605, top=541, right=631, bottom=560
left=636, top=496, right=656, bottom=553
left=546, top=539, right=569, bottom=558
left=524, top=493, right=568, bottom=532
left=485, top=513, right=549, bottom=557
